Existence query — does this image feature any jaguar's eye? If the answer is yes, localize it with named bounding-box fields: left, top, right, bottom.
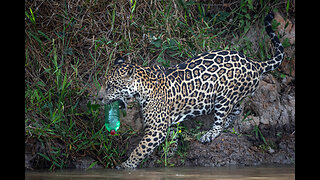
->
left=106, top=82, right=112, bottom=90
left=105, top=83, right=115, bottom=93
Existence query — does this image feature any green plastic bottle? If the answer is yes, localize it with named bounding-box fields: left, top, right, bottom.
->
left=104, top=101, right=121, bottom=135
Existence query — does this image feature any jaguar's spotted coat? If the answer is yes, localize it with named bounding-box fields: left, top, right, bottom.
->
left=98, top=12, right=284, bottom=169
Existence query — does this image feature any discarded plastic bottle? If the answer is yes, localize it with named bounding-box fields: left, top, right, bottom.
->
left=104, top=101, right=120, bottom=135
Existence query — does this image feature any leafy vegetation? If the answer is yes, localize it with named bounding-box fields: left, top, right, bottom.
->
left=25, top=0, right=294, bottom=170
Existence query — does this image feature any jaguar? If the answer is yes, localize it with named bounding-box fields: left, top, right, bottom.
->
left=98, top=12, right=284, bottom=169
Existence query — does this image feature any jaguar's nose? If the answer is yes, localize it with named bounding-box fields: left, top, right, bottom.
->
left=97, top=90, right=104, bottom=101
left=97, top=93, right=104, bottom=101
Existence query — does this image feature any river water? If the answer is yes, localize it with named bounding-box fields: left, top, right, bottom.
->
left=25, top=165, right=294, bottom=180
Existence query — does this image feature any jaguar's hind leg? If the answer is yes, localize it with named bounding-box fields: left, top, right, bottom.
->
left=199, top=101, right=235, bottom=143
left=199, top=110, right=225, bottom=143
left=199, top=118, right=223, bottom=143
left=224, top=102, right=242, bottom=129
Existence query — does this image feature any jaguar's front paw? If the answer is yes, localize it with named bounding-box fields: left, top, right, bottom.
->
left=115, top=165, right=124, bottom=170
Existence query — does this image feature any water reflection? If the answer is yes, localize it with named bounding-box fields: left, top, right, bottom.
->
left=26, top=165, right=294, bottom=180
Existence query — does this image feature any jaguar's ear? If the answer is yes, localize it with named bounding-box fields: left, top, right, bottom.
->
left=114, top=56, right=125, bottom=65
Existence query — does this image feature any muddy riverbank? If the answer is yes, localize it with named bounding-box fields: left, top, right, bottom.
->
left=25, top=73, right=295, bottom=169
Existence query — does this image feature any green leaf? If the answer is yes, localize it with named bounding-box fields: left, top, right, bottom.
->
left=61, top=71, right=68, bottom=91
left=63, top=48, right=73, bottom=55
left=26, top=8, right=36, bottom=25
left=282, top=38, right=291, bottom=48
left=245, top=13, right=251, bottom=20
left=37, top=81, right=46, bottom=87
left=271, top=19, right=280, bottom=32
left=38, top=153, right=51, bottom=162
left=286, top=0, right=290, bottom=12
left=91, top=104, right=101, bottom=111
left=111, top=5, right=116, bottom=30
left=87, top=101, right=92, bottom=109
left=86, top=161, right=98, bottom=170
left=280, top=73, right=286, bottom=79
left=247, top=0, right=253, bottom=10
left=151, top=39, right=162, bottom=48
left=28, top=31, right=42, bottom=45
left=38, top=30, right=51, bottom=42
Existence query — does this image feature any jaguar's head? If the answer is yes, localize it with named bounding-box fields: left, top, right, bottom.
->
left=98, top=57, right=136, bottom=108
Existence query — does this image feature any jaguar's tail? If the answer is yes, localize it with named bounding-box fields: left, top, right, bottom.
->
left=260, top=12, right=284, bottom=74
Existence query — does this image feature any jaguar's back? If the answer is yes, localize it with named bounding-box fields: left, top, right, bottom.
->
left=165, top=50, right=261, bottom=124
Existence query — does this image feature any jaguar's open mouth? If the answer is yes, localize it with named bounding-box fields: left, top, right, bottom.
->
left=104, top=99, right=126, bottom=109
left=118, top=99, right=126, bottom=109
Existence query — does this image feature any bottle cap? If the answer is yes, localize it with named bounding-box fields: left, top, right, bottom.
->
left=110, top=129, right=116, bottom=135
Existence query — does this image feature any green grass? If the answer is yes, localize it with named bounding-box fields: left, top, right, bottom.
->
left=157, top=123, right=182, bottom=167
left=25, top=42, right=125, bottom=170
left=25, top=0, right=294, bottom=170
